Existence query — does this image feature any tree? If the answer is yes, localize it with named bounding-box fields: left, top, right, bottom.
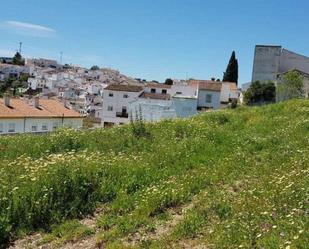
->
left=276, top=71, right=304, bottom=102
left=90, top=65, right=100, bottom=70
left=165, top=78, right=173, bottom=85
left=223, top=51, right=238, bottom=85
left=12, top=52, right=25, bottom=66
left=244, top=81, right=276, bottom=105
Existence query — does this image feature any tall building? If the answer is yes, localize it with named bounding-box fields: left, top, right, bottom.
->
left=251, top=45, right=309, bottom=83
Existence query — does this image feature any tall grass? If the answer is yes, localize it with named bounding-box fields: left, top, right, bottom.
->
left=0, top=99, right=308, bottom=248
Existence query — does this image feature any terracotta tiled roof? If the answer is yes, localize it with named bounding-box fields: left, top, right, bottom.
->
left=188, top=80, right=237, bottom=91
left=188, top=80, right=222, bottom=91
left=146, top=83, right=172, bottom=89
left=229, top=83, right=238, bottom=91
left=0, top=98, right=82, bottom=118
left=105, top=84, right=144, bottom=92
left=140, top=92, right=171, bottom=100
left=223, top=82, right=238, bottom=91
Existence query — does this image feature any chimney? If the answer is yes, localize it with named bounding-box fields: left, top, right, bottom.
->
left=4, top=95, right=10, bottom=107
left=34, top=97, right=40, bottom=108
left=64, top=99, right=70, bottom=109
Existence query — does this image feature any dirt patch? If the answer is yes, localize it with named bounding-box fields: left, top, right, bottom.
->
left=122, top=201, right=195, bottom=247
left=9, top=205, right=106, bottom=249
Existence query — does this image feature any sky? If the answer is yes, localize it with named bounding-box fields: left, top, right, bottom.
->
left=1, top=0, right=309, bottom=86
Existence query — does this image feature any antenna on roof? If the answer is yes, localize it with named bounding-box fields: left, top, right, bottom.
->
left=19, top=42, right=22, bottom=54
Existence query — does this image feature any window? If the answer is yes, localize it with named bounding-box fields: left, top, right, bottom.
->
left=0, top=123, right=3, bottom=133
left=31, top=124, right=37, bottom=132
left=123, top=94, right=128, bottom=98
left=53, top=123, right=59, bottom=130
left=109, top=93, right=114, bottom=97
left=42, top=123, right=48, bottom=131
left=176, top=91, right=182, bottom=94
left=107, top=106, right=113, bottom=111
left=151, top=88, right=156, bottom=93
left=8, top=123, right=15, bottom=133
left=162, top=89, right=167, bottom=94
left=205, top=94, right=212, bottom=103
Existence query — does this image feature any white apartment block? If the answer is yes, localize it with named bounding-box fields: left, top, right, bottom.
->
left=102, top=84, right=144, bottom=127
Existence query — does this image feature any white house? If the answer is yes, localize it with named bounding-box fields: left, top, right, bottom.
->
left=102, top=84, right=144, bottom=127
left=129, top=92, right=176, bottom=122
left=129, top=81, right=198, bottom=122
left=220, top=82, right=239, bottom=103
left=0, top=97, right=83, bottom=135
left=144, top=83, right=172, bottom=95
left=189, top=80, right=238, bottom=110
left=0, top=63, right=33, bottom=79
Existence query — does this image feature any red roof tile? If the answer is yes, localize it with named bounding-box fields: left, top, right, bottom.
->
left=0, top=98, right=82, bottom=118
left=105, top=84, right=144, bottom=92
left=146, top=83, right=172, bottom=89
left=188, top=80, right=237, bottom=91
left=140, top=92, right=171, bottom=100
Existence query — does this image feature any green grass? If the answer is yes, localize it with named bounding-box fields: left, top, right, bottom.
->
left=40, top=220, right=93, bottom=247
left=0, top=99, right=308, bottom=248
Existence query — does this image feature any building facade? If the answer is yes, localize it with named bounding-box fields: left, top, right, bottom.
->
left=0, top=97, right=83, bottom=135
left=252, top=45, right=309, bottom=83
left=102, top=84, right=144, bottom=127
left=188, top=80, right=238, bottom=110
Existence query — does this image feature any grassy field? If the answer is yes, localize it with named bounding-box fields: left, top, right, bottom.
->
left=0, top=99, right=308, bottom=248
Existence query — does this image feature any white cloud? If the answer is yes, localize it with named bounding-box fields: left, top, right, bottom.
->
left=1, top=20, right=56, bottom=37
left=5, top=21, right=55, bottom=33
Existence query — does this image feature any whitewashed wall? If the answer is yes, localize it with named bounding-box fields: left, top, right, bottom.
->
left=0, top=118, right=83, bottom=135
left=102, top=89, right=142, bottom=126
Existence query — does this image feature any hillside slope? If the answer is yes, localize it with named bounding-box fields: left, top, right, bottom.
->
left=1, top=99, right=308, bottom=249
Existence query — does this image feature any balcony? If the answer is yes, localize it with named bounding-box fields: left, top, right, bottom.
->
left=116, top=112, right=129, bottom=118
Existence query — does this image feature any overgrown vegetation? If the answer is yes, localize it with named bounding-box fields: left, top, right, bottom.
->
left=277, top=71, right=305, bottom=102
left=244, top=81, right=276, bottom=105
left=0, top=99, right=308, bottom=248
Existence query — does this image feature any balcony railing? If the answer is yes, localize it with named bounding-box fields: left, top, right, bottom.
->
left=116, top=112, right=129, bottom=118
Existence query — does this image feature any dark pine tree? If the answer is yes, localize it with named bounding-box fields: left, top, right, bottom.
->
left=223, top=51, right=238, bottom=85
left=12, top=52, right=25, bottom=66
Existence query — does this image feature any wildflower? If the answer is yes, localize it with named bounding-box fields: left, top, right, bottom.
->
left=12, top=187, right=19, bottom=191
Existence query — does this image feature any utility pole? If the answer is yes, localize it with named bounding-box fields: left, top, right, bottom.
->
left=19, top=42, right=22, bottom=54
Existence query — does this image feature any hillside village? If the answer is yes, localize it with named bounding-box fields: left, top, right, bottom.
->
left=1, top=45, right=309, bottom=135
left=1, top=1, right=309, bottom=248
